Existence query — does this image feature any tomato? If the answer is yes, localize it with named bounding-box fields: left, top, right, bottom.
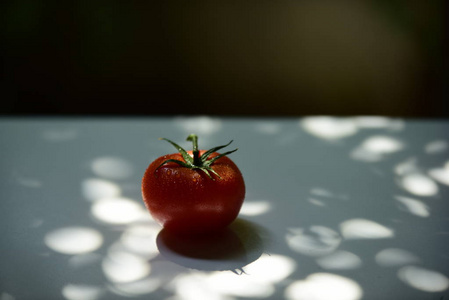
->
left=142, top=134, right=245, bottom=235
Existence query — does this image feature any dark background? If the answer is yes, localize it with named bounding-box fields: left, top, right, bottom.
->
left=1, top=0, right=447, bottom=116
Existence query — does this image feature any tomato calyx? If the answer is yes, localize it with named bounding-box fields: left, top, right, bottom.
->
left=155, top=134, right=238, bottom=180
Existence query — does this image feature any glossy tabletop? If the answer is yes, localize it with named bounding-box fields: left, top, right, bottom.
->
left=1, top=117, right=449, bottom=300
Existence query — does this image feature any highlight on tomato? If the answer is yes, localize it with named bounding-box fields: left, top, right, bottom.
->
left=141, top=134, right=245, bottom=235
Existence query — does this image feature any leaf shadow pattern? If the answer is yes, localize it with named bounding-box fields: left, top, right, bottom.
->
left=156, top=218, right=267, bottom=273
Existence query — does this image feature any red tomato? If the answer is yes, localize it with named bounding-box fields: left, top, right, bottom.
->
left=142, top=134, right=245, bottom=235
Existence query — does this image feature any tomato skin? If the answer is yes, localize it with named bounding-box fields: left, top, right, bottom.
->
left=142, top=150, right=245, bottom=235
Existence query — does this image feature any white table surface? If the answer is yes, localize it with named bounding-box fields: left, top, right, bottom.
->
left=1, top=116, right=449, bottom=300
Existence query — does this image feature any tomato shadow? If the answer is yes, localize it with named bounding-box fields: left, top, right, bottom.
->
left=156, top=218, right=267, bottom=273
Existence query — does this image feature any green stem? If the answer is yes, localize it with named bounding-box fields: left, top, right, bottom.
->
left=186, top=134, right=201, bottom=166
left=158, top=134, right=237, bottom=180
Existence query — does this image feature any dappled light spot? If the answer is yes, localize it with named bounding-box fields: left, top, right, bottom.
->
left=68, top=253, right=102, bottom=269
left=175, top=116, right=222, bottom=136
left=308, top=198, right=326, bottom=207
left=102, top=251, right=151, bottom=283
left=394, top=157, right=418, bottom=175
left=240, top=201, right=271, bottom=216
left=0, top=293, right=15, bottom=300
left=30, top=219, right=44, bottom=228
left=310, top=187, right=333, bottom=197
left=91, top=197, right=146, bottom=225
left=351, top=136, right=403, bottom=162
left=340, top=219, right=394, bottom=240
left=425, top=140, right=448, bottom=154
left=375, top=248, right=419, bottom=267
left=285, top=273, right=363, bottom=300
left=300, top=117, right=358, bottom=140
left=171, top=273, right=237, bottom=300
left=428, top=168, right=449, bottom=186
left=400, top=173, right=439, bottom=197
left=120, top=224, right=160, bottom=258
left=398, top=266, right=449, bottom=292
left=108, top=277, right=161, bottom=297
left=82, top=178, right=121, bottom=202
left=254, top=122, right=282, bottom=135
left=350, top=147, right=383, bottom=162
left=241, top=253, right=296, bottom=283
left=361, top=136, right=403, bottom=153
left=42, top=128, right=78, bottom=142
left=353, top=117, right=393, bottom=129
left=45, top=227, right=103, bottom=255
left=316, top=251, right=362, bottom=270
left=91, top=156, right=134, bottom=180
left=16, top=177, right=42, bottom=188
left=205, top=271, right=276, bottom=298
left=286, top=226, right=341, bottom=257
left=171, top=255, right=295, bottom=300
left=395, top=196, right=430, bottom=217
left=135, top=211, right=155, bottom=223
left=62, top=284, right=103, bottom=300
